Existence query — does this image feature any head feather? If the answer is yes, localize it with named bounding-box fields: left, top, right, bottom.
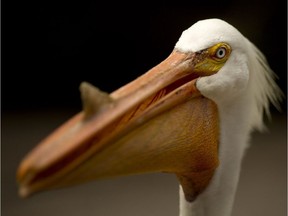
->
left=245, top=39, right=283, bottom=131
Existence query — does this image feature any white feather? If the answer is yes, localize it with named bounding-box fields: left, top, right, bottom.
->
left=245, top=40, right=283, bottom=131
left=175, top=18, right=282, bottom=216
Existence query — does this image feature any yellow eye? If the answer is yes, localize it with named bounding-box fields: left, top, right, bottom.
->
left=193, top=42, right=231, bottom=75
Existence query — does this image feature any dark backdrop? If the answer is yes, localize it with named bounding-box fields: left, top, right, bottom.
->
left=2, top=1, right=287, bottom=112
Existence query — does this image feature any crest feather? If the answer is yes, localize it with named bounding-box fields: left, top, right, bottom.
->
left=246, top=39, right=283, bottom=131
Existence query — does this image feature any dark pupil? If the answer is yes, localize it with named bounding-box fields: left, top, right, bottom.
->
left=218, top=49, right=224, bottom=57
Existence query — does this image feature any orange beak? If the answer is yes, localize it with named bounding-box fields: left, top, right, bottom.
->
left=17, top=49, right=219, bottom=202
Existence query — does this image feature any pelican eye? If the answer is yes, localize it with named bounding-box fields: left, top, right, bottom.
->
left=209, top=43, right=231, bottom=62
left=215, top=47, right=226, bottom=59
left=193, top=42, right=231, bottom=74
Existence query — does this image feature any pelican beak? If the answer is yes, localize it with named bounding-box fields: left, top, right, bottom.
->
left=17, top=49, right=219, bottom=202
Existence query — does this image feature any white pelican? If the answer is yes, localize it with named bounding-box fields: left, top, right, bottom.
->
left=17, top=18, right=282, bottom=216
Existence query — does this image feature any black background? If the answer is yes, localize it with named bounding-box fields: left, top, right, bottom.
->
left=2, top=1, right=287, bottom=112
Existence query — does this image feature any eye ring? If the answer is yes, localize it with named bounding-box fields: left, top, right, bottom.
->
left=215, top=47, right=227, bottom=59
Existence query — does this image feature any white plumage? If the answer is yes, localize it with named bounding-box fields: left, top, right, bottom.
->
left=177, top=19, right=282, bottom=216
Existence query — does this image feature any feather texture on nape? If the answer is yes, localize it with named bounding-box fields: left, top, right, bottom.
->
left=245, top=38, right=283, bottom=132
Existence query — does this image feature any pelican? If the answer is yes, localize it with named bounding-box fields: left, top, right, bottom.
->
left=17, top=18, right=282, bottom=216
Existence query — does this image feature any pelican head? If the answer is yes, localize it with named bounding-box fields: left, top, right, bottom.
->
left=17, top=19, right=282, bottom=216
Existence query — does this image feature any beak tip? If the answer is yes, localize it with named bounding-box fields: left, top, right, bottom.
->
left=16, top=164, right=38, bottom=198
